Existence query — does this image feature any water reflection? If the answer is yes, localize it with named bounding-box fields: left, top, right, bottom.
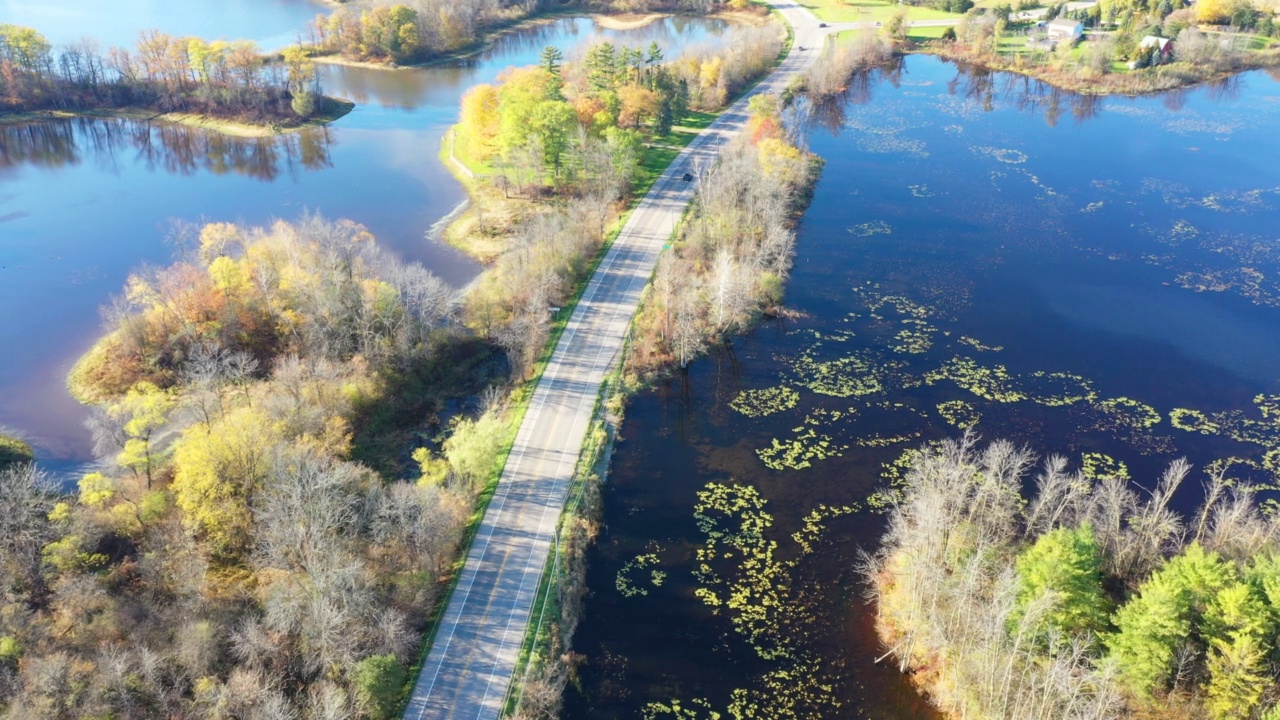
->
left=0, top=119, right=333, bottom=180
left=0, top=0, right=326, bottom=51
left=0, top=14, right=731, bottom=470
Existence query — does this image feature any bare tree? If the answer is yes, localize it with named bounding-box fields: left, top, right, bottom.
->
left=0, top=464, right=58, bottom=597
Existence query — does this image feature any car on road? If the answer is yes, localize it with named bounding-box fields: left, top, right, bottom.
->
left=818, top=22, right=828, bottom=27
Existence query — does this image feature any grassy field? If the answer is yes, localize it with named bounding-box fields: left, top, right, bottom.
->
left=907, top=24, right=952, bottom=39
left=997, top=35, right=1032, bottom=52
left=801, top=0, right=959, bottom=23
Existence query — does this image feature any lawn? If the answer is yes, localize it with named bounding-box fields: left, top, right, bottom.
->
left=997, top=35, right=1032, bottom=52
left=800, top=0, right=959, bottom=23
left=906, top=24, right=951, bottom=39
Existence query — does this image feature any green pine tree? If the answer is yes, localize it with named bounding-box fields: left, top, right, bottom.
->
left=1013, top=523, right=1111, bottom=640
left=539, top=45, right=563, bottom=75
left=1107, top=544, right=1236, bottom=696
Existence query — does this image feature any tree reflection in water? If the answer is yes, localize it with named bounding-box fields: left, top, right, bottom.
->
left=807, top=58, right=1121, bottom=133
left=0, top=117, right=333, bottom=180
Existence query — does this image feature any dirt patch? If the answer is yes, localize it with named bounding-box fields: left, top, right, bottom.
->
left=591, top=12, right=666, bottom=30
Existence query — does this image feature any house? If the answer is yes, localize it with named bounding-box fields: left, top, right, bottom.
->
left=1139, top=35, right=1175, bottom=62
left=1046, top=18, right=1084, bottom=43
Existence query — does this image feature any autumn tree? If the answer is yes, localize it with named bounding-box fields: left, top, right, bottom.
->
left=109, top=381, right=174, bottom=490
left=171, top=405, right=277, bottom=559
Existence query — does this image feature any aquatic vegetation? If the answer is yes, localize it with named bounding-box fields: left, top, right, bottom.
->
left=863, top=292, right=933, bottom=321
left=641, top=482, right=846, bottom=719
left=801, top=408, right=853, bottom=426
left=616, top=550, right=662, bottom=598
left=1170, top=407, right=1220, bottom=434
left=730, top=385, right=800, bottom=418
left=757, top=429, right=846, bottom=470
left=958, top=336, right=1002, bottom=352
left=890, top=326, right=933, bottom=354
left=855, top=432, right=921, bottom=448
left=1207, top=456, right=1260, bottom=482
left=972, top=145, right=1028, bottom=164
left=924, top=356, right=1028, bottom=403
left=1087, top=397, right=1172, bottom=455
left=847, top=220, right=892, bottom=237
left=1094, top=397, right=1162, bottom=429
left=789, top=352, right=893, bottom=398
left=791, top=504, right=859, bottom=553
left=844, top=114, right=930, bottom=158
left=1023, top=370, right=1097, bottom=407
left=936, top=399, right=980, bottom=430
left=1011, top=167, right=1060, bottom=198
left=1254, top=394, right=1280, bottom=422
left=1082, top=452, right=1130, bottom=481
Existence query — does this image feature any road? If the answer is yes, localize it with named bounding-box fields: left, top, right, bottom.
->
left=404, top=5, right=892, bottom=719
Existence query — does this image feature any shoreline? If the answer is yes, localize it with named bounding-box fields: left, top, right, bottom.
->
left=0, top=99, right=355, bottom=138
left=912, top=42, right=1280, bottom=97
left=309, top=7, right=766, bottom=73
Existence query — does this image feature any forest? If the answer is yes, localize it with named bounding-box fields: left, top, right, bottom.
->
left=0, top=215, right=517, bottom=719
left=305, top=0, right=745, bottom=65
left=0, top=24, right=343, bottom=126
left=867, top=435, right=1280, bottom=719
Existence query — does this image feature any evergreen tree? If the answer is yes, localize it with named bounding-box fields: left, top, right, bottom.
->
left=1107, top=544, right=1235, bottom=696
left=539, top=45, right=563, bottom=75
left=1206, top=634, right=1269, bottom=720
left=1203, top=582, right=1274, bottom=719
left=586, top=42, right=620, bottom=93
left=646, top=40, right=664, bottom=67
left=1013, top=524, right=1111, bottom=641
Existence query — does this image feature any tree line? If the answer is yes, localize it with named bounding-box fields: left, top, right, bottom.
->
left=627, top=91, right=813, bottom=377
left=926, top=0, right=1278, bottom=94
left=0, top=24, right=335, bottom=124
left=0, top=214, right=520, bottom=718
left=305, top=0, right=734, bottom=65
left=450, top=25, right=785, bottom=381
left=866, top=435, right=1280, bottom=719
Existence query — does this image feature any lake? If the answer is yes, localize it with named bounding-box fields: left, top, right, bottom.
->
left=0, top=8, right=732, bottom=472
left=0, top=0, right=328, bottom=51
left=565, top=56, right=1280, bottom=719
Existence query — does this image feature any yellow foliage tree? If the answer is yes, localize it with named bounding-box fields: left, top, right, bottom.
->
left=1196, top=0, right=1230, bottom=24
left=458, top=83, right=501, bottom=161
left=112, top=381, right=174, bottom=489
left=198, top=222, right=243, bottom=265
left=172, top=406, right=280, bottom=558
left=617, top=84, right=661, bottom=129
left=757, top=137, right=806, bottom=187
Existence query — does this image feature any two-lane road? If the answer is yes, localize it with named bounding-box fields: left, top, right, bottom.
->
left=404, top=4, right=858, bottom=718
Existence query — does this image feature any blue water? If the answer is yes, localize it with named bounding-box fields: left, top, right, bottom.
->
left=0, top=15, right=731, bottom=469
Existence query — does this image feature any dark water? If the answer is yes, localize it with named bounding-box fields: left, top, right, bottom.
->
left=0, top=15, right=731, bottom=471
left=566, top=57, right=1280, bottom=719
